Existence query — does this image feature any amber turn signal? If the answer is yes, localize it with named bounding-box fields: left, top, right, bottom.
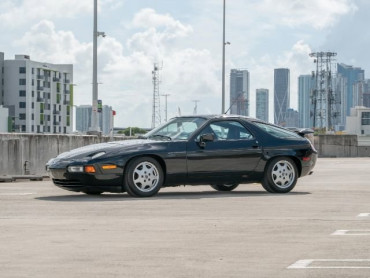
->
left=84, top=165, right=96, bottom=173
left=102, top=165, right=117, bottom=170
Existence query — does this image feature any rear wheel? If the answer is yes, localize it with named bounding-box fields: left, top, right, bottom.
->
left=262, top=157, right=298, bottom=193
left=124, top=157, right=164, bottom=197
left=210, top=183, right=239, bottom=191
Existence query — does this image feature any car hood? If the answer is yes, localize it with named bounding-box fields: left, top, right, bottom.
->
left=48, top=139, right=159, bottom=163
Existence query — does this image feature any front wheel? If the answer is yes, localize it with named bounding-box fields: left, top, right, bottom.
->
left=262, top=157, right=298, bottom=193
left=210, top=183, right=239, bottom=191
left=124, top=157, right=164, bottom=197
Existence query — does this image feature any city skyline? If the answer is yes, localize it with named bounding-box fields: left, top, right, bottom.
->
left=0, top=0, right=369, bottom=127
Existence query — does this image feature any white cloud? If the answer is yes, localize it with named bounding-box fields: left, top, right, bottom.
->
left=0, top=0, right=124, bottom=28
left=0, top=0, right=92, bottom=27
left=254, top=0, right=357, bottom=29
left=14, top=8, right=219, bottom=127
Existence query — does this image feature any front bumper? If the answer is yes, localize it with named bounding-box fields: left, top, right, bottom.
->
left=47, top=166, right=124, bottom=193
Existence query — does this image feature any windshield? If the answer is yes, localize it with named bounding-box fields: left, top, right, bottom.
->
left=145, top=117, right=207, bottom=140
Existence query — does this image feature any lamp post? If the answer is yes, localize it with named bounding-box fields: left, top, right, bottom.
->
left=221, top=0, right=226, bottom=114
left=161, top=94, right=170, bottom=122
left=90, top=0, right=105, bottom=134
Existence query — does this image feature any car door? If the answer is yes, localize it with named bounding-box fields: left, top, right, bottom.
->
left=186, top=120, right=262, bottom=184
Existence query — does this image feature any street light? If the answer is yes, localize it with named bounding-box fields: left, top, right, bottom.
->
left=221, top=0, right=226, bottom=114
left=161, top=94, right=170, bottom=122
left=89, top=0, right=105, bottom=134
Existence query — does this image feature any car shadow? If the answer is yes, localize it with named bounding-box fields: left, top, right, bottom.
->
left=35, top=190, right=311, bottom=202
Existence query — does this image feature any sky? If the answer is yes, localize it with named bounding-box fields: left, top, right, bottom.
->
left=0, top=0, right=369, bottom=128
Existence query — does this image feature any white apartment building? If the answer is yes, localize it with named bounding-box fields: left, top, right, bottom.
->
left=1, top=53, right=73, bottom=133
left=346, top=106, right=370, bottom=135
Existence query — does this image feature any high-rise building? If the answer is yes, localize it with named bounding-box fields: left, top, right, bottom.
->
left=0, top=52, right=4, bottom=106
left=1, top=53, right=73, bottom=133
left=0, top=105, right=9, bottom=132
left=298, top=75, right=315, bottom=128
left=256, top=88, right=269, bottom=122
left=76, top=104, right=113, bottom=135
left=274, top=68, right=290, bottom=126
left=285, top=108, right=299, bottom=127
left=353, top=79, right=370, bottom=108
left=337, top=63, right=365, bottom=116
left=229, top=69, right=249, bottom=116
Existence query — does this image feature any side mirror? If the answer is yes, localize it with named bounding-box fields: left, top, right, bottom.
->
left=198, top=133, right=214, bottom=148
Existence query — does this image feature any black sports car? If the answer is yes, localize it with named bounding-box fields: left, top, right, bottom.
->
left=46, top=115, right=317, bottom=197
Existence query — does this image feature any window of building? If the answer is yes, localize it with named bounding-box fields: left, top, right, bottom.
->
left=19, top=102, right=26, bottom=108
left=37, top=126, right=40, bottom=133
left=32, top=91, right=34, bottom=97
left=63, top=127, right=67, bottom=133
left=22, top=125, right=26, bottom=132
left=32, top=102, right=34, bottom=109
left=19, top=67, right=26, bottom=74
left=19, top=113, right=26, bottom=120
left=32, top=114, right=34, bottom=120
left=361, top=112, right=370, bottom=125
left=19, top=79, right=26, bottom=85
left=32, top=79, right=34, bottom=86
left=19, top=90, right=26, bottom=97
left=32, top=126, right=34, bottom=132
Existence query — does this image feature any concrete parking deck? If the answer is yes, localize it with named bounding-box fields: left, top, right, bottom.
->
left=0, top=158, right=370, bottom=278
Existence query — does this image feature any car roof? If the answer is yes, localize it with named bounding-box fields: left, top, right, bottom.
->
left=172, top=114, right=260, bottom=122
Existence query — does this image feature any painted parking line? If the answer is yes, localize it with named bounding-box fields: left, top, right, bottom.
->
left=332, top=230, right=370, bottom=236
left=288, top=259, right=370, bottom=269
left=358, top=213, right=370, bottom=217
left=0, top=193, right=34, bottom=196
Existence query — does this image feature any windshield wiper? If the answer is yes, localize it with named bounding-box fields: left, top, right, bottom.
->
left=148, top=134, right=172, bottom=141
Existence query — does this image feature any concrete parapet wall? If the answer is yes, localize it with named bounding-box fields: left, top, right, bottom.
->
left=315, top=134, right=370, bottom=157
left=1, top=133, right=370, bottom=175
left=0, top=133, right=127, bottom=176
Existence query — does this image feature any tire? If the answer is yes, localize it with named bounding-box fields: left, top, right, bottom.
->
left=262, top=157, right=298, bottom=193
left=210, top=183, right=239, bottom=191
left=124, top=157, right=164, bottom=197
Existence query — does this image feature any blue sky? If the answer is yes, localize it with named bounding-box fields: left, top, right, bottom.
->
left=0, top=0, right=369, bottom=127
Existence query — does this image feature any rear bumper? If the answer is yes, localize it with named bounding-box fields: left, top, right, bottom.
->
left=301, top=152, right=317, bottom=177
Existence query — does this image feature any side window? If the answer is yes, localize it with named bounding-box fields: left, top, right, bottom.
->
left=198, top=120, right=254, bottom=141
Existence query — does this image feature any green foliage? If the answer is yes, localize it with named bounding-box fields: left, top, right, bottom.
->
left=119, top=127, right=147, bottom=136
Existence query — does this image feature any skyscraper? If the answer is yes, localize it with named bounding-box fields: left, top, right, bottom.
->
left=274, top=68, right=290, bottom=126
left=76, top=104, right=113, bottom=135
left=337, top=63, right=365, bottom=116
left=229, top=69, right=249, bottom=116
left=298, top=75, right=315, bottom=128
left=256, top=89, right=269, bottom=122
left=353, top=79, right=370, bottom=108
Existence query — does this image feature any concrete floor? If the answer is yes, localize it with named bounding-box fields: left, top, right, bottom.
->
left=1, top=158, right=370, bottom=278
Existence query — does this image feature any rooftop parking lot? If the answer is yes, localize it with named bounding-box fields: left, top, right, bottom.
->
left=1, top=158, right=370, bottom=278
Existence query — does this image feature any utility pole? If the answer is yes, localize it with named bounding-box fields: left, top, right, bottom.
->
left=221, top=0, right=226, bottom=114
left=90, top=0, right=105, bottom=134
left=161, top=94, right=170, bottom=122
left=192, top=100, right=200, bottom=115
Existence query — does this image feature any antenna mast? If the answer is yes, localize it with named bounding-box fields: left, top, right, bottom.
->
left=151, top=63, right=161, bottom=128
left=309, top=52, right=338, bottom=131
